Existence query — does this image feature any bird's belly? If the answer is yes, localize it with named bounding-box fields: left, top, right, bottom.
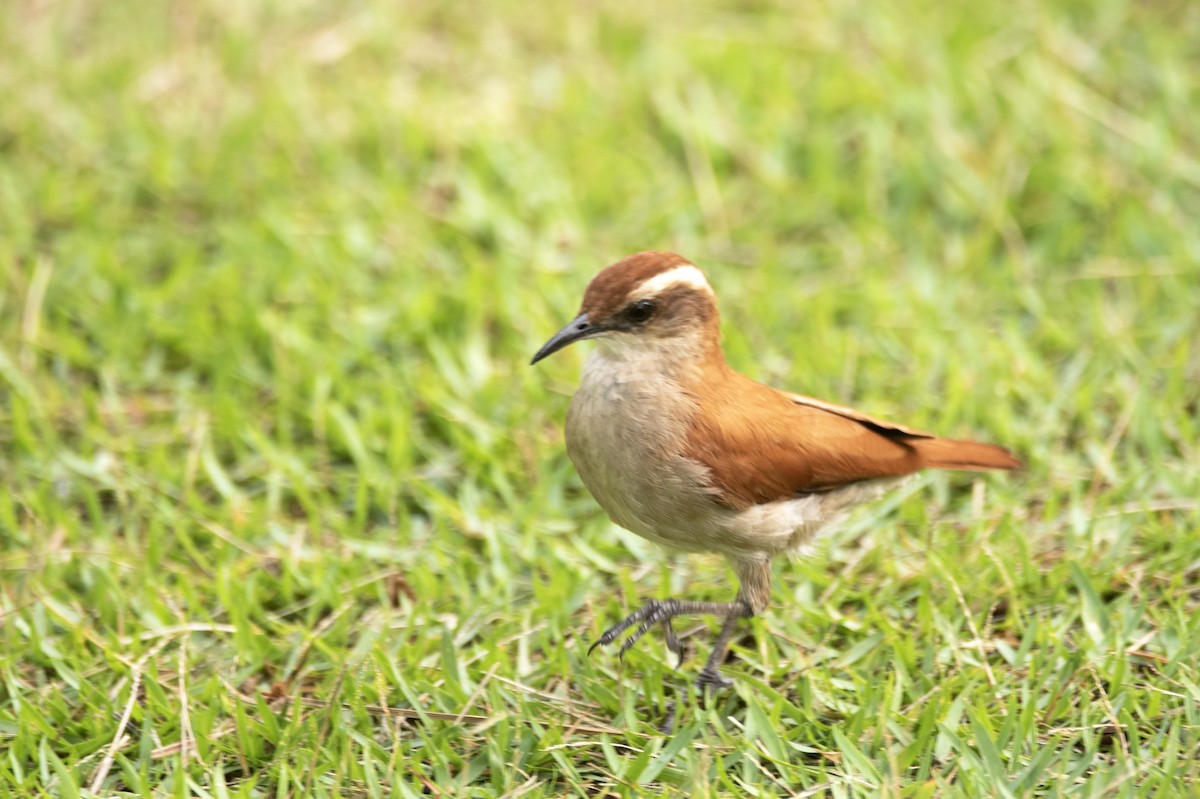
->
left=733, top=476, right=909, bottom=553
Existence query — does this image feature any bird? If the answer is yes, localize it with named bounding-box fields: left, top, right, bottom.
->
left=531, top=250, right=1020, bottom=690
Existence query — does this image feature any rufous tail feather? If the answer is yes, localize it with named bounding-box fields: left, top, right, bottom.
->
left=912, top=437, right=1022, bottom=471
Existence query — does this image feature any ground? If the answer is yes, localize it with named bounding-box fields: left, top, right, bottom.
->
left=1, top=0, right=1199, bottom=796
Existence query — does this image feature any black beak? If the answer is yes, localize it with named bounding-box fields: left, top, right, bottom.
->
left=530, top=313, right=602, bottom=365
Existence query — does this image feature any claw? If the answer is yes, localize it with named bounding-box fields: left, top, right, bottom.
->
left=661, top=620, right=684, bottom=669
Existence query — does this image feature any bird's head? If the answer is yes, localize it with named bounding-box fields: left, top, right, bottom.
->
left=531, top=251, right=721, bottom=365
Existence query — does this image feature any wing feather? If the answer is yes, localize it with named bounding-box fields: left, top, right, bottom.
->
left=684, top=370, right=1019, bottom=509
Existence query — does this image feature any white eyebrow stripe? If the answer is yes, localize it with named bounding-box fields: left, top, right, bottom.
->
left=631, top=265, right=712, bottom=298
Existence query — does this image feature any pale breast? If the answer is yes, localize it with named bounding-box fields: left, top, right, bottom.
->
left=565, top=345, right=721, bottom=551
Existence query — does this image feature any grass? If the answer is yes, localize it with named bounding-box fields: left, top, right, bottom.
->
left=1, top=0, right=1199, bottom=795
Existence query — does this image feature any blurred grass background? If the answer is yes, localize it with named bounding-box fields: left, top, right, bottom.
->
left=2, top=0, right=1198, bottom=795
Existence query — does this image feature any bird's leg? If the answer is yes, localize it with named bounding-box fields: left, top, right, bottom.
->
left=588, top=557, right=774, bottom=689
left=694, top=556, right=773, bottom=691
left=695, top=614, right=742, bottom=690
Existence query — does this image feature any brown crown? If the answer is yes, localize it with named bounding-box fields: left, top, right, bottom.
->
left=580, top=251, right=694, bottom=321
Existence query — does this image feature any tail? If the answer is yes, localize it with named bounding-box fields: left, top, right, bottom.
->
left=912, top=436, right=1022, bottom=471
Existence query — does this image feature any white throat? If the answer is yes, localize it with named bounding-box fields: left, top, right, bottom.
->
left=591, top=329, right=706, bottom=368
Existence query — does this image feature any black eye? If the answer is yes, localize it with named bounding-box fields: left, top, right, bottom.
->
left=625, top=299, right=657, bottom=324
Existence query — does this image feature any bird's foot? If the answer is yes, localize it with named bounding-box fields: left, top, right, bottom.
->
left=588, top=597, right=749, bottom=665
left=589, top=598, right=687, bottom=661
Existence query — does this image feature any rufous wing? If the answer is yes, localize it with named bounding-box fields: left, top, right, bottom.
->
left=684, top=371, right=1021, bottom=509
